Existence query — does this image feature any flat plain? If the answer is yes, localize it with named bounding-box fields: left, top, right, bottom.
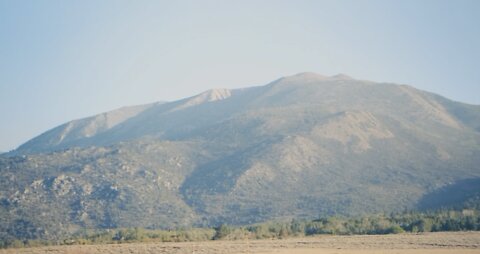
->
left=2, top=231, right=479, bottom=254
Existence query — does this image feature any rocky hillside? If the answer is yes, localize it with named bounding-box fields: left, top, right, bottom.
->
left=1, top=73, right=480, bottom=241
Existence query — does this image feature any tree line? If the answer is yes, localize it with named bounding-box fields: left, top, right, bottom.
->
left=1, top=208, right=479, bottom=248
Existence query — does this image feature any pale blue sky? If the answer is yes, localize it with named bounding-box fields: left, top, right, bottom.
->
left=1, top=0, right=479, bottom=152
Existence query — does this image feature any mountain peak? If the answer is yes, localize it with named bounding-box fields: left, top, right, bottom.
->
left=204, top=88, right=232, bottom=101
left=281, top=72, right=354, bottom=83
left=331, top=73, right=353, bottom=80
left=171, top=88, right=232, bottom=111
left=286, top=72, right=329, bottom=81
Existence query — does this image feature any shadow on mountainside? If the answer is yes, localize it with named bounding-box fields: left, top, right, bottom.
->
left=417, top=177, right=480, bottom=210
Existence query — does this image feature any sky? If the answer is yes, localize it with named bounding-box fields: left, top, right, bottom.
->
left=1, top=0, right=479, bottom=152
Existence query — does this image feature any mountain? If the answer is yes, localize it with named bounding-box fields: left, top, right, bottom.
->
left=1, top=72, right=480, bottom=241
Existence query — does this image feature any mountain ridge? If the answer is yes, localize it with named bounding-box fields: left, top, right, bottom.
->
left=1, top=72, right=479, bottom=241
left=16, top=72, right=476, bottom=155
left=13, top=72, right=480, bottom=155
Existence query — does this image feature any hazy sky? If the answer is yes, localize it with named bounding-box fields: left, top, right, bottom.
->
left=1, top=0, right=479, bottom=152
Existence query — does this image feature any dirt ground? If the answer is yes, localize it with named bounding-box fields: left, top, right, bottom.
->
left=2, top=231, right=479, bottom=254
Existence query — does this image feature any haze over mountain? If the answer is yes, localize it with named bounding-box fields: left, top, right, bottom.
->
left=1, top=73, right=480, bottom=241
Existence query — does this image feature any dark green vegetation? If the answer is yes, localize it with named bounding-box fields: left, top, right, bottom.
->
left=1, top=73, right=480, bottom=243
left=1, top=209, right=479, bottom=249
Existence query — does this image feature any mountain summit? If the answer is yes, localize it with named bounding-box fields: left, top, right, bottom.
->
left=1, top=73, right=480, bottom=240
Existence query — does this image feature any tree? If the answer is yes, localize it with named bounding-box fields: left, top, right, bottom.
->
left=213, top=224, right=231, bottom=240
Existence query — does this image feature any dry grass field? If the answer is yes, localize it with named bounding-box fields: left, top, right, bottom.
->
left=1, top=231, right=479, bottom=254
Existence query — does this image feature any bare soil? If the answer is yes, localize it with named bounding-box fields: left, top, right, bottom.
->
left=2, top=231, right=479, bottom=254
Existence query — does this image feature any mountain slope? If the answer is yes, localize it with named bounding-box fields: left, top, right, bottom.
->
left=1, top=72, right=480, bottom=241
left=16, top=103, right=157, bottom=153
left=14, top=72, right=478, bottom=154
